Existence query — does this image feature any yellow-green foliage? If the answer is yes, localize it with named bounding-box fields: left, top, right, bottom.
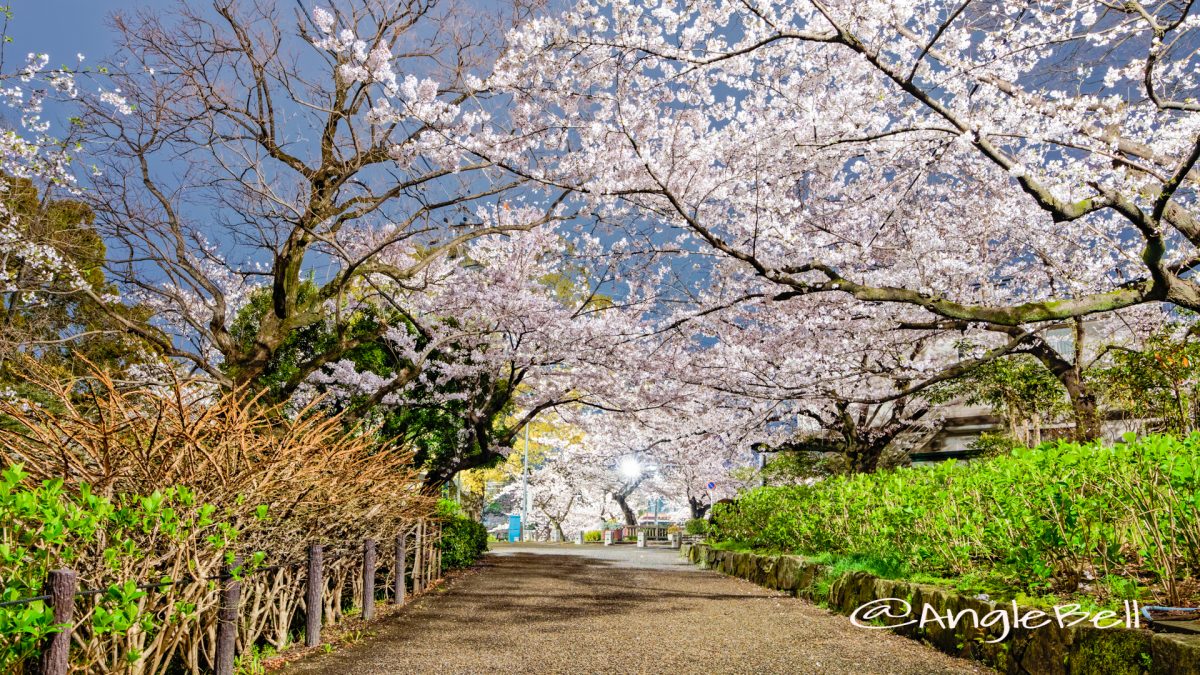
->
left=710, top=435, right=1200, bottom=604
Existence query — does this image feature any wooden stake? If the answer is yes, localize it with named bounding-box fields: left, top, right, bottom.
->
left=362, top=539, right=376, bottom=621
left=40, top=569, right=77, bottom=675
left=305, top=543, right=323, bottom=647
left=393, top=531, right=407, bottom=605
left=413, top=520, right=424, bottom=595
left=215, top=556, right=242, bottom=675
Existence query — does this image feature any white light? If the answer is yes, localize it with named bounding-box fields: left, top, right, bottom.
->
left=618, top=456, right=642, bottom=480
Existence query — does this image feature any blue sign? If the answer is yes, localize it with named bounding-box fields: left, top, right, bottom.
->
left=707, top=482, right=716, bottom=490
left=508, top=514, right=522, bottom=542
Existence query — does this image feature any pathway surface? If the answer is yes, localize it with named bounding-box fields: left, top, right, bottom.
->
left=284, top=543, right=988, bottom=674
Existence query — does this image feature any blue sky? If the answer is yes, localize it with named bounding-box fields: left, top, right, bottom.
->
left=9, top=1, right=170, bottom=64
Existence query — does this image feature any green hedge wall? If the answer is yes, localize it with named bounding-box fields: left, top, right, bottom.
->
left=709, top=435, right=1200, bottom=600
left=436, top=499, right=488, bottom=570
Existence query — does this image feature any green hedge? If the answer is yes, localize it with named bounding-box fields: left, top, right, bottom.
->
left=709, top=435, right=1200, bottom=602
left=0, top=466, right=237, bottom=671
left=436, top=500, right=488, bottom=570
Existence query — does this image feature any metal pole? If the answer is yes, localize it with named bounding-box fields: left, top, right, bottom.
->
left=520, top=423, right=530, bottom=542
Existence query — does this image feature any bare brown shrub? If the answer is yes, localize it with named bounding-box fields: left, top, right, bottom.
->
left=1, top=361, right=436, bottom=673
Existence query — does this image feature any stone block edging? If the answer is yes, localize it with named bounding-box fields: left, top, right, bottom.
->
left=679, top=543, right=1200, bottom=675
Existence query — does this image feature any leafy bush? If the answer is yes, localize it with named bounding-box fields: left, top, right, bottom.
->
left=1093, top=327, right=1200, bottom=436
left=436, top=500, right=488, bottom=570
left=969, top=431, right=1022, bottom=457
left=709, top=435, right=1200, bottom=604
left=684, top=518, right=709, bottom=536
left=0, top=369, right=434, bottom=673
left=583, top=530, right=603, bottom=542
left=0, top=466, right=235, bottom=672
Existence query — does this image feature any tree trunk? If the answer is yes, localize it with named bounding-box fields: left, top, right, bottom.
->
left=1065, top=379, right=1102, bottom=441
left=688, top=495, right=710, bottom=520
left=843, top=437, right=888, bottom=473
left=1052, top=361, right=1101, bottom=442
left=838, top=405, right=885, bottom=474
left=845, top=447, right=879, bottom=473
left=1026, top=326, right=1102, bottom=443
left=613, top=492, right=637, bottom=526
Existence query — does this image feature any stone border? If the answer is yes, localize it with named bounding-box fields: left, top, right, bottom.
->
left=680, top=543, right=1200, bottom=675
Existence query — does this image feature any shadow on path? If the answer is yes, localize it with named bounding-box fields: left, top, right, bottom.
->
left=283, top=545, right=989, bottom=675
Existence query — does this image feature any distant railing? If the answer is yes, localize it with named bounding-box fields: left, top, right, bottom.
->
left=611, top=525, right=672, bottom=542
left=5, top=519, right=444, bottom=675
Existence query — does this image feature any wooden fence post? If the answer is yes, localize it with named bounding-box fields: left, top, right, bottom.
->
left=413, top=520, right=424, bottom=595
left=393, top=531, right=406, bottom=605
left=435, top=522, right=442, bottom=580
left=361, top=539, right=376, bottom=621
left=40, top=569, right=77, bottom=675
left=429, top=523, right=436, bottom=583
left=423, top=525, right=431, bottom=587
left=430, top=523, right=436, bottom=582
left=215, top=555, right=242, bottom=675
left=305, top=543, right=323, bottom=647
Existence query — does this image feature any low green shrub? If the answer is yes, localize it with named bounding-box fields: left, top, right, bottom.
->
left=709, top=435, right=1200, bottom=604
left=436, top=500, right=488, bottom=570
left=0, top=465, right=239, bottom=672
left=583, top=530, right=603, bottom=542
left=684, top=518, right=709, bottom=536
left=970, top=431, right=1022, bottom=457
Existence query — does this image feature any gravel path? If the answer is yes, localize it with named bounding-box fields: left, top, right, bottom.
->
left=284, top=543, right=988, bottom=674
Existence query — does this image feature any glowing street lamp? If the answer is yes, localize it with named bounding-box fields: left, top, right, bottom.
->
left=618, top=456, right=642, bottom=480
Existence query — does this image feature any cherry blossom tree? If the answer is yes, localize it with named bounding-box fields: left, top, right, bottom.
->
left=519, top=443, right=614, bottom=539
left=487, top=0, right=1200, bottom=442
left=495, top=0, right=1200, bottom=321
left=75, top=0, right=563, bottom=402
left=288, top=221, right=650, bottom=486
left=647, top=291, right=939, bottom=472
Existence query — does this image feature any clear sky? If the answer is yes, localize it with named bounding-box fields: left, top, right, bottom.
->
left=7, top=1, right=174, bottom=65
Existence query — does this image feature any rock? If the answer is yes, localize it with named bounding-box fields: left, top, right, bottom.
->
left=719, top=551, right=735, bottom=575
left=1151, top=632, right=1200, bottom=675
left=795, top=560, right=820, bottom=597
left=678, top=546, right=1165, bottom=674
left=1069, top=627, right=1151, bottom=675
left=749, top=554, right=768, bottom=585
left=761, top=555, right=779, bottom=589
left=1010, top=619, right=1074, bottom=675
left=775, top=556, right=800, bottom=591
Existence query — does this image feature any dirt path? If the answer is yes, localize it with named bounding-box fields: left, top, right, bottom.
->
left=284, top=543, right=988, bottom=674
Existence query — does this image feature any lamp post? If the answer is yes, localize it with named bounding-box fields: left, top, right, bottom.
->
left=521, top=423, right=530, bottom=542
